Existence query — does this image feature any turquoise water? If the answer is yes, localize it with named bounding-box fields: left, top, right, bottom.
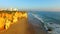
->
left=28, top=11, right=60, bottom=34
left=30, top=11, right=60, bottom=24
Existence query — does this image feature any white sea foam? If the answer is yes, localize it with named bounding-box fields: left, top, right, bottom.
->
left=32, top=14, right=48, bottom=30
left=47, top=23, right=60, bottom=34
left=32, top=13, right=60, bottom=34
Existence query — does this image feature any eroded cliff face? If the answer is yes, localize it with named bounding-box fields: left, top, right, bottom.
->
left=0, top=11, right=27, bottom=31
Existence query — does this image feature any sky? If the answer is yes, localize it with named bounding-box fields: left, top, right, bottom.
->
left=0, top=0, right=60, bottom=10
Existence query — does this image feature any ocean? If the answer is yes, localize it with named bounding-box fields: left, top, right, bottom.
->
left=28, top=11, right=60, bottom=34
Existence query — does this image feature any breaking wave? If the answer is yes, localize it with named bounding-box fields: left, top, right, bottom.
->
left=31, top=13, right=60, bottom=34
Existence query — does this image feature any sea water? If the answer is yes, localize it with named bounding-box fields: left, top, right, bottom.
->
left=28, top=11, right=60, bottom=34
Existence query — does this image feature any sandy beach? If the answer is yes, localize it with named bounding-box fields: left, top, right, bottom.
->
left=0, top=13, right=47, bottom=34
